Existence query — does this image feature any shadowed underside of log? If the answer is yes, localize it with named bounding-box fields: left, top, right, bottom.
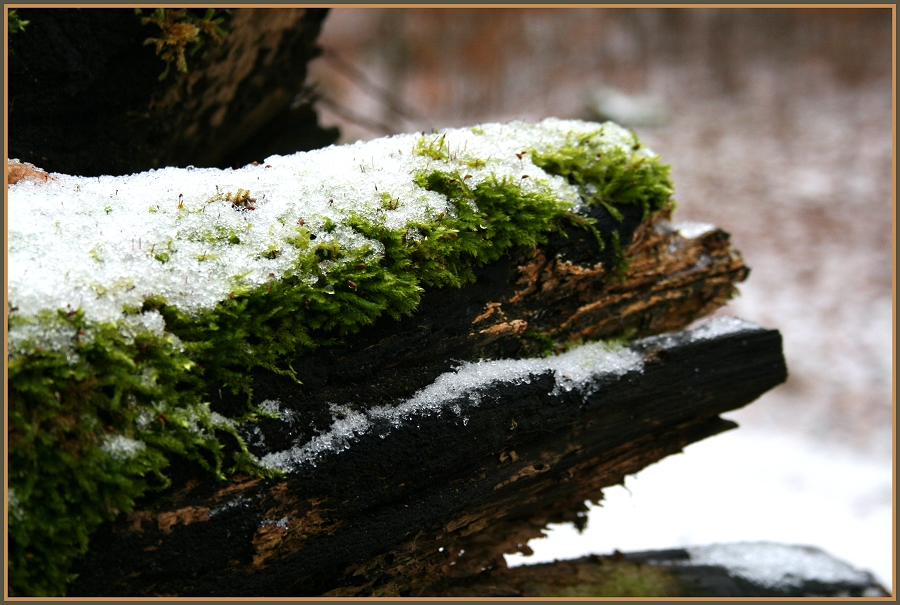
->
left=69, top=324, right=785, bottom=596
left=67, top=201, right=783, bottom=596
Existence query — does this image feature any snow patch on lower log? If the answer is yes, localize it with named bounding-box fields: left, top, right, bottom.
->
left=260, top=317, right=764, bottom=472
left=673, top=221, right=717, bottom=239
left=683, top=542, right=877, bottom=590
left=260, top=341, right=643, bottom=471
left=688, top=316, right=761, bottom=341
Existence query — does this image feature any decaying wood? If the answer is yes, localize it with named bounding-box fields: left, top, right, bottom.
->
left=474, top=206, right=748, bottom=352
left=67, top=206, right=785, bottom=596
left=69, top=324, right=785, bottom=596
left=147, top=8, right=337, bottom=169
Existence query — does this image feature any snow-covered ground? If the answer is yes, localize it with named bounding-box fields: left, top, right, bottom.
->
left=504, top=425, right=893, bottom=591
left=503, top=70, right=894, bottom=592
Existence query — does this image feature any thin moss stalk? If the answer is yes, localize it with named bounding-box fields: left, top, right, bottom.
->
left=137, top=8, right=228, bottom=81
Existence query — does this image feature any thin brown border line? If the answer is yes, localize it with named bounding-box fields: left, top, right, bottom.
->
left=3, top=4, right=9, bottom=601
left=887, top=4, right=900, bottom=603
left=3, top=4, right=897, bottom=601
left=1, top=3, right=898, bottom=7
left=2, top=4, right=896, bottom=601
left=65, top=595, right=893, bottom=602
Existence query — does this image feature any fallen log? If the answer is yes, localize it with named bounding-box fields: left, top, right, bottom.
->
left=68, top=318, right=786, bottom=596
left=6, top=119, right=783, bottom=596
left=419, top=544, right=890, bottom=597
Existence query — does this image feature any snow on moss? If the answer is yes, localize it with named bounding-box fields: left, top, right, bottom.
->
left=99, top=434, right=146, bottom=460
left=6, top=118, right=674, bottom=596
left=8, top=118, right=649, bottom=349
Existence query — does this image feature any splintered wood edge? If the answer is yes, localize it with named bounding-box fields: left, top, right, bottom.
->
left=7, top=159, right=51, bottom=185
left=469, top=209, right=749, bottom=355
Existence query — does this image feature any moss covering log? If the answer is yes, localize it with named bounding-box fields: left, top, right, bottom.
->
left=7, top=119, right=760, bottom=595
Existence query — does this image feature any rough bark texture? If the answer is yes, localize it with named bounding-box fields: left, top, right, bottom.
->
left=206, top=205, right=748, bottom=425
left=68, top=326, right=785, bottom=597
left=66, top=209, right=785, bottom=596
left=7, top=8, right=338, bottom=176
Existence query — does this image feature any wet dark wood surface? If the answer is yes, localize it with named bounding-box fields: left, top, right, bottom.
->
left=70, top=320, right=786, bottom=596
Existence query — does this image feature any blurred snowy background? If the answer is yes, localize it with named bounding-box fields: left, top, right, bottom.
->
left=304, top=8, right=894, bottom=590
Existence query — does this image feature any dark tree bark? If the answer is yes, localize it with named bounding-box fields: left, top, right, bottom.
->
left=66, top=208, right=786, bottom=596
left=68, top=322, right=786, bottom=597
left=7, top=8, right=338, bottom=176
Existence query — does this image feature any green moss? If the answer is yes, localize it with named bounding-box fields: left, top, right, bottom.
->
left=523, top=330, right=555, bottom=357
left=7, top=125, right=675, bottom=596
left=414, top=133, right=450, bottom=161
left=379, top=192, right=401, bottom=210
left=7, top=8, right=29, bottom=54
left=398, top=170, right=575, bottom=287
left=138, top=8, right=228, bottom=81
left=545, top=561, right=685, bottom=597
left=609, top=230, right=632, bottom=281
left=7, top=309, right=270, bottom=596
left=8, top=8, right=29, bottom=34
left=530, top=127, right=674, bottom=273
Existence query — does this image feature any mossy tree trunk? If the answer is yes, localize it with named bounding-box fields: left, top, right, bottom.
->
left=7, top=7, right=338, bottom=177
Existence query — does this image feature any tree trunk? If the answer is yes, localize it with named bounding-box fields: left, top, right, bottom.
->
left=7, top=8, right=338, bottom=176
